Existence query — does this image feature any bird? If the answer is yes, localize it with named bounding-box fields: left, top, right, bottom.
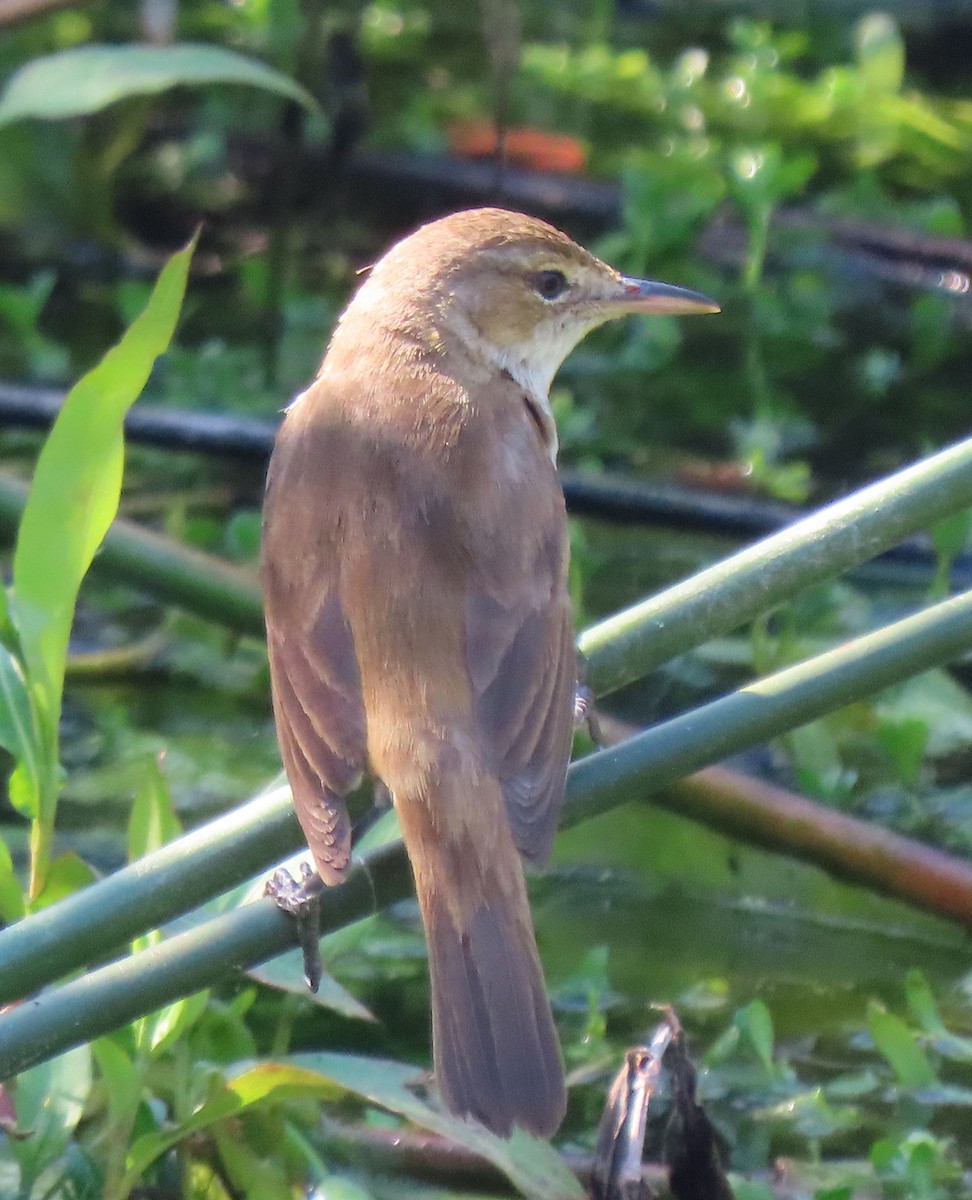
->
left=261, top=207, right=718, bottom=1138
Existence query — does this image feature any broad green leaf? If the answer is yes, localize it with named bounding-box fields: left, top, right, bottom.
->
left=867, top=1001, right=938, bottom=1087
left=135, top=990, right=210, bottom=1058
left=307, top=1179, right=374, bottom=1200
left=126, top=1053, right=580, bottom=1198
left=123, top=1087, right=241, bottom=1191
left=7, top=759, right=40, bottom=823
left=92, top=1038, right=142, bottom=1127
left=226, top=1062, right=347, bottom=1107
left=121, top=1065, right=342, bottom=1190
left=930, top=508, right=972, bottom=597
left=211, top=1125, right=294, bottom=1200
left=9, top=1045, right=92, bottom=1192
left=32, top=852, right=97, bottom=909
left=731, top=1184, right=776, bottom=1200
left=11, top=238, right=194, bottom=786
left=0, top=44, right=319, bottom=127
left=281, top=1052, right=585, bottom=1200
left=755, top=1087, right=858, bottom=1139
left=875, top=669, right=972, bottom=761
left=737, top=999, right=776, bottom=1076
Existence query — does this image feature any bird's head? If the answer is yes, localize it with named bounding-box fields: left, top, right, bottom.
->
left=351, top=208, right=719, bottom=403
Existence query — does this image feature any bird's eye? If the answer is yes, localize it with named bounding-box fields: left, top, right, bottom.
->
left=534, top=269, right=569, bottom=301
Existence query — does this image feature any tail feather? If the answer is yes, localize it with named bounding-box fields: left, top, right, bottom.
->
left=399, top=775, right=566, bottom=1138
left=428, top=900, right=566, bottom=1136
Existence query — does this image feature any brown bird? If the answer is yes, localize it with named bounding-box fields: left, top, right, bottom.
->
left=261, top=208, right=718, bottom=1138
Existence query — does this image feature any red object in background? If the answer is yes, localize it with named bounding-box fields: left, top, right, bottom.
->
left=446, top=119, right=588, bottom=174
left=676, top=459, right=758, bottom=495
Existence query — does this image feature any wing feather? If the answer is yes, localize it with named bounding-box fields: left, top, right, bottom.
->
left=467, top=537, right=576, bottom=866
left=263, top=415, right=367, bottom=885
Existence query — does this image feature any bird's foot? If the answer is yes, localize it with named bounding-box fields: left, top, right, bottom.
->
left=573, top=684, right=604, bottom=746
left=265, top=862, right=325, bottom=993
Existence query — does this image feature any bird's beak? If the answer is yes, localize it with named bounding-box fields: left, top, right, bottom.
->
left=611, top=276, right=721, bottom=315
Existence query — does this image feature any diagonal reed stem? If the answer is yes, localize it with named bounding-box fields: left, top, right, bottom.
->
left=579, top=435, right=972, bottom=695
left=1, top=586, right=972, bottom=1076
left=0, top=431, right=971, bottom=678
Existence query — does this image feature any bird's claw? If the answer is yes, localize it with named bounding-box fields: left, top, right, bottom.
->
left=265, top=863, right=326, bottom=993
left=574, top=684, right=604, bottom=746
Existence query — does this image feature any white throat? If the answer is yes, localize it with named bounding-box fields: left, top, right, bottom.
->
left=494, top=349, right=560, bottom=464
left=453, top=314, right=601, bottom=465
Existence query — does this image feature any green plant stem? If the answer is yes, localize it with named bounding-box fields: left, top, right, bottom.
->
left=0, top=469, right=265, bottom=637
left=579, top=434, right=972, bottom=697
left=4, top=434, right=972, bottom=691
left=2, top=587, right=972, bottom=1074
left=572, top=587, right=972, bottom=820
left=0, top=841, right=411, bottom=1078
left=0, top=784, right=300, bottom=1005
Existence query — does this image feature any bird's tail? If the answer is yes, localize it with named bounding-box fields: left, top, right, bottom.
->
left=396, top=770, right=566, bottom=1138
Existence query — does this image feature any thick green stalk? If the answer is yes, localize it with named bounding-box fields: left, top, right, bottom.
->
left=580, top=435, right=972, bottom=696
left=4, top=436, right=972, bottom=690
left=0, top=841, right=414, bottom=1079
left=570, top=587, right=972, bottom=821
left=2, top=587, right=972, bottom=1074
left=0, top=784, right=300, bottom=1005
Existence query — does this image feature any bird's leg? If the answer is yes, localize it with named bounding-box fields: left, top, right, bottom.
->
left=573, top=650, right=605, bottom=746
left=265, top=861, right=325, bottom=992
left=573, top=683, right=604, bottom=746
left=266, top=780, right=391, bottom=993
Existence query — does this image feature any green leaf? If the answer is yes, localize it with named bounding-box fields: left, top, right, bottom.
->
left=134, top=990, right=210, bottom=1059
left=736, top=999, right=775, bottom=1075
left=905, top=969, right=946, bottom=1035
left=281, top=1052, right=585, bottom=1200
left=92, top=1038, right=142, bottom=1128
left=855, top=12, right=905, bottom=93
left=0, top=43, right=319, bottom=127
left=211, top=1125, right=294, bottom=1200
left=9, top=1045, right=92, bottom=1192
left=867, top=1000, right=938, bottom=1087
left=11, top=237, right=194, bottom=794
left=930, top=508, right=972, bottom=598
left=755, top=1087, right=858, bottom=1138
left=128, top=756, right=182, bottom=863
left=905, top=969, right=972, bottom=1064
left=7, top=758, right=40, bottom=823
left=123, top=1090, right=239, bottom=1190
left=731, top=1185, right=776, bottom=1200
left=121, top=1064, right=343, bottom=1190
left=0, top=837, right=24, bottom=923
left=0, top=642, right=41, bottom=816
left=247, top=951, right=377, bottom=1022
left=135, top=1054, right=574, bottom=1200
left=32, top=852, right=98, bottom=908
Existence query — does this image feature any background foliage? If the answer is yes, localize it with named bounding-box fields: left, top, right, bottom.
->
left=1, top=0, right=972, bottom=1197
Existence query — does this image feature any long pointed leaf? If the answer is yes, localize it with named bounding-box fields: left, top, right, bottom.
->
left=12, top=239, right=193, bottom=740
